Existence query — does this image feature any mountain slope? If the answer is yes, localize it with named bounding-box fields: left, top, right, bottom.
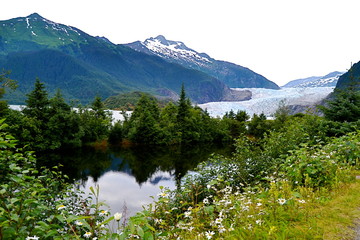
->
left=0, top=13, right=246, bottom=104
left=283, top=71, right=344, bottom=88
left=125, top=35, right=279, bottom=89
left=336, top=62, right=360, bottom=90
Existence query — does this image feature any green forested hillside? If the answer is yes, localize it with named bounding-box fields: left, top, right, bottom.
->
left=104, top=91, right=173, bottom=110
left=336, top=61, right=360, bottom=89
left=0, top=13, right=229, bottom=104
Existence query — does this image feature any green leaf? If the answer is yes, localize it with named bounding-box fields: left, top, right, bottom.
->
left=291, top=192, right=303, bottom=198
left=137, top=225, right=144, bottom=238
left=145, top=223, right=155, bottom=232
left=45, top=229, right=59, bottom=237
left=55, top=214, right=65, bottom=222
left=129, top=221, right=135, bottom=233
left=10, top=213, right=19, bottom=221
left=36, top=221, right=50, bottom=230
left=144, top=232, right=154, bottom=240
left=99, top=216, right=114, bottom=226
left=204, top=205, right=215, bottom=214
left=89, top=186, right=95, bottom=195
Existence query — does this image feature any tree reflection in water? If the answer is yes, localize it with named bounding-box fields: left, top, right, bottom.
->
left=37, top=143, right=233, bottom=214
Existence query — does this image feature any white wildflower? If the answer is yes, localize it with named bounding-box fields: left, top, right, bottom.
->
left=215, top=217, right=223, bottom=224
left=75, top=220, right=83, bottom=226
left=256, top=219, right=263, bottom=225
left=158, top=192, right=168, bottom=198
left=218, top=225, right=226, bottom=233
left=57, top=205, right=66, bottom=210
left=83, top=232, right=92, bottom=238
left=99, top=210, right=108, bottom=216
left=205, top=230, right=215, bottom=239
left=154, top=218, right=163, bottom=224
left=114, top=212, right=122, bottom=221
left=277, top=198, right=286, bottom=205
left=26, top=236, right=39, bottom=240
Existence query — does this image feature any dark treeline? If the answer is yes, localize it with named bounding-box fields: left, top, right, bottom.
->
left=1, top=78, right=111, bottom=151
left=1, top=72, right=360, bottom=153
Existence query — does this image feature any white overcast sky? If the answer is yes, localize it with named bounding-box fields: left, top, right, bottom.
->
left=2, top=0, right=360, bottom=86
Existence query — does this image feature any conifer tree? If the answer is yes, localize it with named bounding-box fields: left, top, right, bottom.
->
left=177, top=84, right=191, bottom=124
left=176, top=84, right=192, bottom=143
left=91, top=95, right=107, bottom=119
left=235, top=110, right=250, bottom=122
left=20, top=78, right=51, bottom=150
left=319, top=86, right=360, bottom=122
left=319, top=68, right=360, bottom=123
left=24, top=78, right=50, bottom=121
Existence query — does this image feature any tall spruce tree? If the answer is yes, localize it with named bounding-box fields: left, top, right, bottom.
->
left=177, top=84, right=191, bottom=124
left=176, top=84, right=192, bottom=143
left=20, top=78, right=51, bottom=150
left=91, top=95, right=107, bottom=119
left=24, top=78, right=50, bottom=121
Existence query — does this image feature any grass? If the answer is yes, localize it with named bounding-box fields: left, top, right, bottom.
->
left=313, top=177, right=360, bottom=239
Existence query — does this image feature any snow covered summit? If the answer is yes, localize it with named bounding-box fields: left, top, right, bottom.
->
left=127, top=35, right=213, bottom=68
left=126, top=35, right=279, bottom=89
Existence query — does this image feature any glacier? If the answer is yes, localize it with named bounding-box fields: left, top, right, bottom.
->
left=198, top=87, right=334, bottom=118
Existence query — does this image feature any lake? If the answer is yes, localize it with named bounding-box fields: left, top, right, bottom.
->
left=37, top=143, right=233, bottom=216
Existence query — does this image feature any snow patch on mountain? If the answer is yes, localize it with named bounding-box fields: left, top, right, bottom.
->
left=283, top=71, right=343, bottom=88
left=140, top=35, right=213, bottom=67
left=198, top=87, right=334, bottom=118
left=25, top=18, right=30, bottom=28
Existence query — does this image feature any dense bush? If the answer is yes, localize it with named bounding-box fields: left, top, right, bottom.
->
left=129, top=130, right=360, bottom=239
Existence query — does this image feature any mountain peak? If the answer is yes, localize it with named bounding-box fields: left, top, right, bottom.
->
left=0, top=12, right=87, bottom=50
left=136, top=35, right=213, bottom=67
left=154, top=35, right=167, bottom=43
left=27, top=13, right=43, bottom=19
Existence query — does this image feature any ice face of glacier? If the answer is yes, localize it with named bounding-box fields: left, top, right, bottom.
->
left=198, top=87, right=334, bottom=118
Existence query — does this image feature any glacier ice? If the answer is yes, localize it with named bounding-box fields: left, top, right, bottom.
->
left=198, top=87, right=334, bottom=118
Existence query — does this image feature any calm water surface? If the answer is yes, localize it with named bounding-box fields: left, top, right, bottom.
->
left=38, top=144, right=233, bottom=216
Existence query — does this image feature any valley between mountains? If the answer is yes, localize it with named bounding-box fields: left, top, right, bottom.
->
left=1, top=13, right=358, bottom=114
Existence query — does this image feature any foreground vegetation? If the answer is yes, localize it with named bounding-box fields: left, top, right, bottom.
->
left=1, top=117, right=360, bottom=239
left=1, top=72, right=360, bottom=239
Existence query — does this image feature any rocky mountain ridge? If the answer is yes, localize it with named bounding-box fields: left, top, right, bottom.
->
left=126, top=35, right=280, bottom=89
left=283, top=71, right=343, bottom=88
